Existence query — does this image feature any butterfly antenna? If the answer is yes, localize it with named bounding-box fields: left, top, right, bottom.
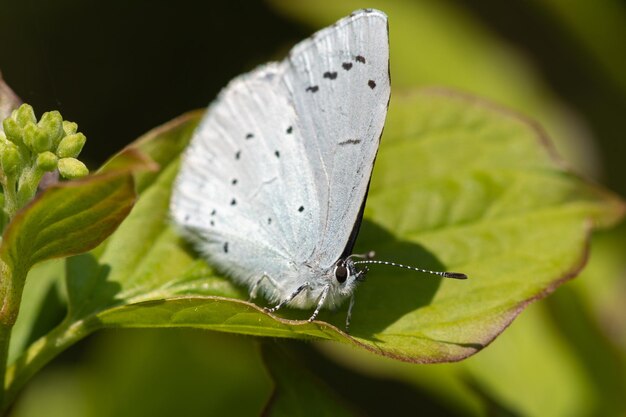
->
left=352, top=259, right=468, bottom=280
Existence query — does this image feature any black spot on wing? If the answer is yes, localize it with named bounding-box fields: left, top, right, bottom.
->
left=368, top=80, right=376, bottom=89
left=306, top=85, right=319, bottom=93
left=246, top=133, right=254, bottom=140
left=230, top=198, right=237, bottom=206
left=211, top=209, right=216, bottom=216
left=210, top=220, right=215, bottom=226
left=342, top=62, right=353, bottom=71
left=231, top=178, right=238, bottom=185
left=298, top=206, right=304, bottom=212
left=323, top=71, right=338, bottom=80
left=235, top=150, right=241, bottom=160
left=223, top=242, right=229, bottom=253
left=355, top=55, right=366, bottom=64
left=267, top=217, right=272, bottom=225
left=339, top=139, right=361, bottom=146
left=274, top=150, right=280, bottom=158
left=286, top=126, right=293, bottom=134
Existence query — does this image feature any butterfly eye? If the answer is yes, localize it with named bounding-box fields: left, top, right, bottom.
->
left=334, top=265, right=349, bottom=283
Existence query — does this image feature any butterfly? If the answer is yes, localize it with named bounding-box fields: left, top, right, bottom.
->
left=171, top=9, right=466, bottom=330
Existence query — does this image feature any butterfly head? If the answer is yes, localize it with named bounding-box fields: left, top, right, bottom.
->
left=331, top=252, right=373, bottom=297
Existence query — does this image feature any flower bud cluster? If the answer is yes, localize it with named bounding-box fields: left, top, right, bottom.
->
left=1, top=104, right=88, bottom=179
left=0, top=104, right=89, bottom=221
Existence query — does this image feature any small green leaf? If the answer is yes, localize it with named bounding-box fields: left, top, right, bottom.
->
left=2, top=149, right=152, bottom=269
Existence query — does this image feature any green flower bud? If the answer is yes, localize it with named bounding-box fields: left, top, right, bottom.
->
left=22, top=122, right=51, bottom=153
left=2, top=118, right=22, bottom=144
left=34, top=131, right=52, bottom=153
left=1, top=142, right=21, bottom=175
left=58, top=157, right=88, bottom=179
left=56, top=132, right=86, bottom=158
left=36, top=151, right=58, bottom=171
left=62, top=120, right=78, bottom=136
left=38, top=111, right=64, bottom=148
left=22, top=122, right=36, bottom=149
left=15, top=104, right=36, bottom=127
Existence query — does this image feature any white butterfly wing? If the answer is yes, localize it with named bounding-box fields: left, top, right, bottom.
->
left=171, top=9, right=389, bottom=295
left=284, top=10, right=390, bottom=269
left=172, top=63, right=321, bottom=289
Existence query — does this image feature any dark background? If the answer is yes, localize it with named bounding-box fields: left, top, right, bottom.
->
left=0, top=0, right=306, bottom=166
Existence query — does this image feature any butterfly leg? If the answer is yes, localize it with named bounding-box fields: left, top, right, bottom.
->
left=249, top=272, right=278, bottom=301
left=266, top=282, right=311, bottom=313
left=345, top=293, right=356, bottom=332
left=307, top=284, right=331, bottom=322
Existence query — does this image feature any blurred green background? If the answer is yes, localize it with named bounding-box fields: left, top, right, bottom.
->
left=1, top=0, right=625, bottom=416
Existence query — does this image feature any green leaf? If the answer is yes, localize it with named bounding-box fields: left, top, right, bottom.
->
left=102, top=90, right=622, bottom=363
left=0, top=146, right=152, bottom=334
left=1, top=149, right=149, bottom=268
left=64, top=91, right=626, bottom=344
left=7, top=90, right=623, bottom=404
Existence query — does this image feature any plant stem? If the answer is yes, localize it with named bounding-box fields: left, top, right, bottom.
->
left=0, top=258, right=23, bottom=414
left=16, top=165, right=43, bottom=209
left=0, top=176, right=17, bottom=221
left=0, top=264, right=14, bottom=412
left=0, top=325, right=10, bottom=409
left=2, top=318, right=93, bottom=413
